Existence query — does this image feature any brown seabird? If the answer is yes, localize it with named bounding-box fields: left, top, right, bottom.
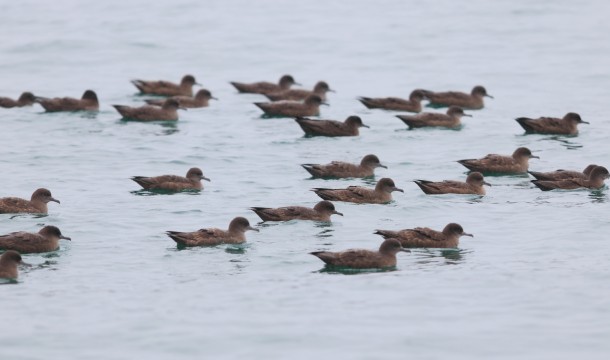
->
left=419, top=85, right=492, bottom=109
left=254, top=94, right=325, bottom=117
left=414, top=172, right=490, bottom=195
left=0, top=188, right=60, bottom=214
left=397, top=106, right=471, bottom=129
left=166, top=217, right=258, bottom=246
left=528, top=164, right=598, bottom=181
left=132, top=74, right=200, bottom=97
left=375, top=223, right=473, bottom=248
left=145, top=89, right=217, bottom=108
left=263, top=81, right=334, bottom=101
left=457, top=147, right=538, bottom=174
left=250, top=200, right=343, bottom=222
left=310, top=239, right=409, bottom=269
left=295, top=115, right=368, bottom=137
left=113, top=98, right=184, bottom=121
left=515, top=112, right=588, bottom=135
left=131, top=167, right=210, bottom=191
left=301, top=154, right=387, bottom=179
left=358, top=90, right=425, bottom=112
left=0, top=92, right=36, bottom=108
left=0, top=226, right=71, bottom=253
left=312, top=178, right=403, bottom=204
left=0, top=250, right=26, bottom=280
left=532, top=166, right=609, bottom=191
left=231, top=75, right=299, bottom=94
left=35, top=90, right=99, bottom=112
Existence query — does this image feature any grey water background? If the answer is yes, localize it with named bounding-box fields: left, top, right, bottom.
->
left=1, top=0, right=610, bottom=359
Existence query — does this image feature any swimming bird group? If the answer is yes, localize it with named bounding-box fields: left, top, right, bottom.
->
left=0, top=74, right=605, bottom=279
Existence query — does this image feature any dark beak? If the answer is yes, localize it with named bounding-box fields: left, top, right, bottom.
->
left=463, top=113, right=473, bottom=117
left=321, top=102, right=330, bottom=106
left=328, top=89, right=336, bottom=93
left=580, top=120, right=589, bottom=124
left=483, top=181, right=492, bottom=187
left=50, top=197, right=60, bottom=204
left=400, top=248, right=411, bottom=253
left=60, top=235, right=72, bottom=241
left=378, top=164, right=388, bottom=169
left=393, top=187, right=404, bottom=193
left=486, top=94, right=494, bottom=99
left=333, top=210, right=344, bottom=216
left=293, top=82, right=302, bottom=86
left=211, top=97, right=219, bottom=100
left=248, top=226, right=260, bottom=232
left=201, top=176, right=211, bottom=182
left=462, top=233, right=474, bottom=237
left=530, top=155, right=540, bottom=159
left=179, top=106, right=188, bottom=111
left=361, top=124, right=370, bottom=128
left=195, top=82, right=202, bottom=86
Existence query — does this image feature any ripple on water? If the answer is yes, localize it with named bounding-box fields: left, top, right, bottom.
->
left=2, top=0, right=610, bottom=358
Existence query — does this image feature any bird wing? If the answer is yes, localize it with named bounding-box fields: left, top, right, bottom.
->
left=0, top=231, right=33, bottom=242
left=480, top=154, right=514, bottom=165
left=532, top=179, right=585, bottom=191
left=0, top=232, right=44, bottom=248
left=411, top=227, right=445, bottom=241
left=156, top=80, right=179, bottom=88
left=196, top=228, right=220, bottom=237
left=335, top=250, right=380, bottom=268
left=0, top=97, right=17, bottom=107
left=0, top=197, right=37, bottom=213
left=383, top=97, right=409, bottom=104
left=551, top=178, right=588, bottom=189
left=277, top=206, right=309, bottom=217
left=150, top=175, right=189, bottom=183
left=313, top=186, right=369, bottom=202
left=428, top=91, right=469, bottom=102
left=189, top=228, right=226, bottom=245
left=345, top=186, right=372, bottom=199
left=313, top=249, right=390, bottom=268
left=0, top=197, right=30, bottom=208
left=325, top=162, right=358, bottom=175
left=301, top=120, right=346, bottom=136
left=521, top=117, right=564, bottom=132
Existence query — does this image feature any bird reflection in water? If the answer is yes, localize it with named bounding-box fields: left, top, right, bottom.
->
left=588, top=189, right=607, bottom=203
left=156, top=122, right=179, bottom=136
left=412, top=248, right=471, bottom=265
left=315, top=221, right=334, bottom=236
left=225, top=243, right=248, bottom=254
left=543, top=135, right=583, bottom=150
left=317, top=265, right=397, bottom=275
left=117, top=118, right=179, bottom=136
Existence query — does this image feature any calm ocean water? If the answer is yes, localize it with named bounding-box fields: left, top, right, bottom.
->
left=1, top=0, right=610, bottom=359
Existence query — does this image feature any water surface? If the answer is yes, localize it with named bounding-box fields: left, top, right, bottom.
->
left=1, top=1, right=610, bottom=359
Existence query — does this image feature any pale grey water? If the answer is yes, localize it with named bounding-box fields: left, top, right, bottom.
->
left=1, top=0, right=610, bottom=359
